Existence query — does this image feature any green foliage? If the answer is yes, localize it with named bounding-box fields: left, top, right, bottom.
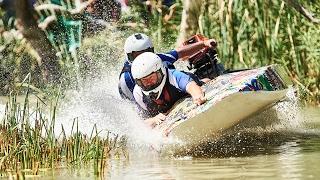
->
left=1, top=0, right=319, bottom=105
left=0, top=22, right=43, bottom=95
left=119, top=0, right=183, bottom=50
left=200, top=0, right=320, bottom=105
left=0, top=91, right=127, bottom=178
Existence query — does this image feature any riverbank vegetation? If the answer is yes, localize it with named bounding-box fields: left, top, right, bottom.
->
left=1, top=2, right=128, bottom=176
left=0, top=88, right=127, bottom=178
left=122, top=0, right=319, bottom=105
left=0, top=0, right=319, bottom=177
left=1, top=0, right=319, bottom=104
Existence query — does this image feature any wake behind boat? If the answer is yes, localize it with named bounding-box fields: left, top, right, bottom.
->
left=157, top=64, right=292, bottom=154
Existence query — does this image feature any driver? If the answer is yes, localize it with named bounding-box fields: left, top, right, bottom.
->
left=131, top=52, right=206, bottom=128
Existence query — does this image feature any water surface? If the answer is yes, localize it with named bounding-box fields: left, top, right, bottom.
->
left=105, top=107, right=320, bottom=180
left=1, top=95, right=319, bottom=180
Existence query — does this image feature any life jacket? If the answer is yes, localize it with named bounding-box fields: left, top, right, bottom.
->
left=142, top=70, right=189, bottom=116
left=119, top=61, right=132, bottom=79
left=118, top=62, right=135, bottom=100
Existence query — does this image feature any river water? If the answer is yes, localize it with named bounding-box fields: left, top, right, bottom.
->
left=1, top=67, right=319, bottom=180
left=42, top=107, right=319, bottom=180
left=1, top=75, right=319, bottom=180
left=105, top=107, right=320, bottom=180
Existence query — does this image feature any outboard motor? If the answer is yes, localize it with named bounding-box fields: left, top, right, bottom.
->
left=183, top=34, right=225, bottom=79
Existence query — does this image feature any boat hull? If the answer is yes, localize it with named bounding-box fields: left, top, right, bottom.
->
left=157, top=65, right=292, bottom=154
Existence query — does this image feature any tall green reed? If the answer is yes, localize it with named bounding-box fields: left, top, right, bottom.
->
left=199, top=0, right=320, bottom=105
left=0, top=88, right=127, bottom=178
left=120, top=0, right=183, bottom=50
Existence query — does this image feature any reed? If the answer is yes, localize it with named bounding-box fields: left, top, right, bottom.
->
left=0, top=90, right=127, bottom=178
left=122, top=1, right=319, bottom=105
left=198, top=0, right=320, bottom=105
left=120, top=0, right=183, bottom=49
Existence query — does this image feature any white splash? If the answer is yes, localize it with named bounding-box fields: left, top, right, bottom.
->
left=55, top=69, right=168, bottom=150
left=274, top=86, right=303, bottom=128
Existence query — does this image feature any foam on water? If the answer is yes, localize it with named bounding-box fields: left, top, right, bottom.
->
left=0, top=70, right=312, bottom=154
left=54, top=68, right=168, bottom=151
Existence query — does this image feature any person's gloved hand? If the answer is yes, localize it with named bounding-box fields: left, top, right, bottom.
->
left=204, top=39, right=217, bottom=48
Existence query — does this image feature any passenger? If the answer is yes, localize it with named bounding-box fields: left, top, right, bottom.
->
left=131, top=52, right=206, bottom=128
left=118, top=33, right=215, bottom=101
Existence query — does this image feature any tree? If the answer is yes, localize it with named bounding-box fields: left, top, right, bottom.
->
left=15, top=0, right=61, bottom=83
left=176, top=0, right=202, bottom=45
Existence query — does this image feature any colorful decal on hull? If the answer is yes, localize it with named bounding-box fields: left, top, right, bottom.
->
left=157, top=65, right=289, bottom=133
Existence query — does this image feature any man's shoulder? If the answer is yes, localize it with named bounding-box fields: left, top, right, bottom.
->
left=156, top=50, right=178, bottom=60
left=123, top=60, right=131, bottom=68
left=167, top=69, right=192, bottom=90
left=168, top=69, right=187, bottom=77
left=120, top=61, right=132, bottom=75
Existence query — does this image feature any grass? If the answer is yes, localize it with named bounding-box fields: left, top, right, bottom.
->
left=0, top=89, right=127, bottom=178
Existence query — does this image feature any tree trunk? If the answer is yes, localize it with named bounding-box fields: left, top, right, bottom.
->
left=176, top=0, right=202, bottom=46
left=15, top=0, right=61, bottom=83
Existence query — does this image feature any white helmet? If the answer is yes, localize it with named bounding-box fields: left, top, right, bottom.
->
left=124, top=33, right=154, bottom=63
left=131, top=52, right=167, bottom=99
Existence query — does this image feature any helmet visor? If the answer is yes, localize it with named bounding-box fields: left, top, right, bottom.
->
left=127, top=47, right=154, bottom=63
left=136, top=69, right=164, bottom=91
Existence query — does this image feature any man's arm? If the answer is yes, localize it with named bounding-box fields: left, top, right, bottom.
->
left=186, top=81, right=206, bottom=105
left=133, top=86, right=167, bottom=128
left=170, top=69, right=206, bottom=105
left=176, top=39, right=216, bottom=60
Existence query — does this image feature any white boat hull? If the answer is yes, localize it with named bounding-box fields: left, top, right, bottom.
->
left=156, top=65, right=292, bottom=154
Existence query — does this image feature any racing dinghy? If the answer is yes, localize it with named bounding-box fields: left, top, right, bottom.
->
left=157, top=64, right=292, bottom=154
